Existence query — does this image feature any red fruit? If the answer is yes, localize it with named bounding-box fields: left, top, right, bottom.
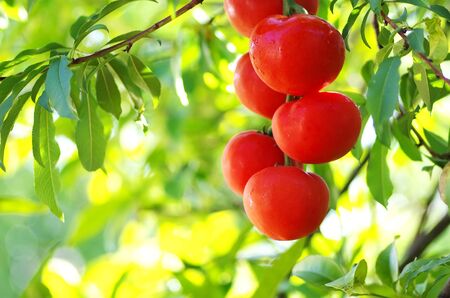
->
left=222, top=131, right=284, bottom=195
left=272, top=92, right=361, bottom=163
left=235, top=53, right=286, bottom=119
left=224, top=0, right=319, bottom=37
left=250, top=14, right=345, bottom=96
left=243, top=166, right=329, bottom=240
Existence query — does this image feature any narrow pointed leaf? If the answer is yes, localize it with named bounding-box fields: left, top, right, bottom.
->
left=75, top=92, right=107, bottom=171
left=367, top=56, right=401, bottom=140
left=0, top=92, right=30, bottom=170
left=367, top=141, right=393, bottom=206
left=45, top=56, right=75, bottom=118
left=34, top=106, right=63, bottom=219
left=326, top=260, right=368, bottom=292
left=376, top=242, right=399, bottom=286
left=293, top=255, right=344, bottom=285
left=252, top=240, right=306, bottom=298
left=127, top=54, right=161, bottom=102
left=96, top=64, right=122, bottom=119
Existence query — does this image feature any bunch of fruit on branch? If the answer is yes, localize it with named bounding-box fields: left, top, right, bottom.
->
left=222, top=0, right=362, bottom=241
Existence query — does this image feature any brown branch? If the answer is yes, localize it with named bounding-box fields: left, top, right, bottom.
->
left=0, top=0, right=204, bottom=81
left=411, top=126, right=450, bottom=160
left=400, top=214, right=450, bottom=270
left=439, top=279, right=450, bottom=298
left=372, top=15, right=383, bottom=49
left=338, top=152, right=371, bottom=196
left=71, top=0, right=204, bottom=65
left=381, top=12, right=450, bottom=86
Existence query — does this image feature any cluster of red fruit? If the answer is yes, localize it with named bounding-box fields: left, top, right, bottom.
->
left=221, top=0, right=362, bottom=241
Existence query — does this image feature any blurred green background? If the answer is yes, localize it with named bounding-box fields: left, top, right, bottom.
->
left=0, top=0, right=449, bottom=297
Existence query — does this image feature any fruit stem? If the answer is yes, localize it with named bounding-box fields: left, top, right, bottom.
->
left=283, top=0, right=307, bottom=16
left=284, top=154, right=294, bottom=166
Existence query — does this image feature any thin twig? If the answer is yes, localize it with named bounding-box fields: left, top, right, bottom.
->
left=381, top=12, right=450, bottom=86
left=413, top=186, right=438, bottom=240
left=372, top=15, right=383, bottom=49
left=439, top=279, right=450, bottom=298
left=0, top=0, right=204, bottom=81
left=411, top=126, right=450, bottom=160
left=400, top=214, right=450, bottom=270
left=338, top=152, right=371, bottom=196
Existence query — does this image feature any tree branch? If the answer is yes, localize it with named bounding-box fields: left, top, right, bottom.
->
left=338, top=152, right=371, bottom=197
left=400, top=214, right=450, bottom=270
left=372, top=15, right=383, bottom=49
left=439, top=278, right=450, bottom=298
left=381, top=12, right=450, bottom=87
left=411, top=126, right=450, bottom=160
left=0, top=0, right=204, bottom=81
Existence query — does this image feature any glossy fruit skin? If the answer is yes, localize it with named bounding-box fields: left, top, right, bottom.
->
left=222, top=131, right=285, bottom=195
left=235, top=53, right=286, bottom=119
left=243, top=166, right=329, bottom=240
left=273, top=92, right=361, bottom=164
left=250, top=14, right=345, bottom=96
left=224, top=0, right=319, bottom=37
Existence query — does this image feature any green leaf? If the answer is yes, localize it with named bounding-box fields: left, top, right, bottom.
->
left=360, top=8, right=372, bottom=48
left=407, top=29, right=425, bottom=54
left=0, top=65, right=46, bottom=129
left=352, top=106, right=369, bottom=160
left=312, top=164, right=338, bottom=209
left=400, top=71, right=417, bottom=109
left=293, top=255, right=344, bottom=285
left=341, top=91, right=366, bottom=105
left=361, top=60, right=375, bottom=85
left=392, top=121, right=422, bottom=161
left=439, top=163, right=450, bottom=211
left=0, top=43, right=66, bottom=72
left=45, top=56, right=75, bottom=118
left=378, top=28, right=392, bottom=48
left=367, top=56, right=401, bottom=141
left=71, top=0, right=156, bottom=40
left=399, top=255, right=450, bottom=292
left=423, top=129, right=448, bottom=154
left=37, top=91, right=52, bottom=112
left=75, top=91, right=107, bottom=171
left=0, top=92, right=30, bottom=170
left=429, top=5, right=450, bottom=20
left=107, top=30, right=141, bottom=45
left=375, top=44, right=394, bottom=65
left=342, top=4, right=367, bottom=50
left=376, top=242, right=399, bottom=286
left=127, top=54, right=161, bottom=105
left=0, top=196, right=47, bottom=214
left=367, top=141, right=393, bottom=206
left=425, top=18, right=448, bottom=63
left=0, top=74, right=25, bottom=105
left=370, top=0, right=381, bottom=14
left=329, top=0, right=339, bottom=14
left=394, top=1, right=450, bottom=20
left=252, top=239, right=306, bottom=298
left=34, top=106, right=63, bottom=220
left=108, top=57, right=143, bottom=106
left=96, top=64, right=122, bottom=119
left=73, top=23, right=109, bottom=50
left=31, top=73, right=46, bottom=103
left=326, top=260, right=368, bottom=293
left=32, top=102, right=44, bottom=167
